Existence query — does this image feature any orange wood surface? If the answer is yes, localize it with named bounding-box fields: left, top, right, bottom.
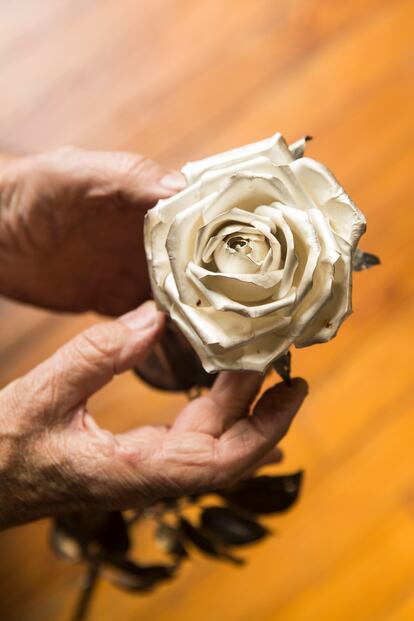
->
left=0, top=1, right=413, bottom=620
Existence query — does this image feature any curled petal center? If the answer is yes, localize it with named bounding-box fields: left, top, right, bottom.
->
left=213, top=232, right=269, bottom=274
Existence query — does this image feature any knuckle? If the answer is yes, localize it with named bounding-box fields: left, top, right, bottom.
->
left=126, top=154, right=153, bottom=177
left=116, top=152, right=145, bottom=182
left=78, top=323, right=120, bottom=360
left=124, top=155, right=164, bottom=188
left=69, top=323, right=121, bottom=377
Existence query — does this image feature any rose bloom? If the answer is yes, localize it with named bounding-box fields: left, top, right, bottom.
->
left=144, top=133, right=366, bottom=373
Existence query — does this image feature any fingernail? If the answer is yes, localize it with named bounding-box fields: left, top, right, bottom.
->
left=160, top=171, right=186, bottom=192
left=120, top=301, right=159, bottom=331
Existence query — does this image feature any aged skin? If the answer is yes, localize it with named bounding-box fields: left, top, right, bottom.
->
left=0, top=147, right=186, bottom=315
left=0, top=150, right=308, bottom=530
left=0, top=303, right=307, bottom=529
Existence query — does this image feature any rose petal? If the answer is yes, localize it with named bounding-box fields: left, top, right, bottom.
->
left=255, top=205, right=298, bottom=296
left=164, top=273, right=288, bottom=348
left=195, top=207, right=275, bottom=265
left=291, top=210, right=341, bottom=344
left=199, top=156, right=284, bottom=197
left=166, top=195, right=217, bottom=305
left=202, top=171, right=314, bottom=224
left=290, top=157, right=366, bottom=247
left=182, top=132, right=293, bottom=184
left=188, top=262, right=285, bottom=304
left=295, top=233, right=352, bottom=346
left=276, top=205, right=321, bottom=300
left=202, top=224, right=260, bottom=263
left=145, top=181, right=202, bottom=295
left=186, top=264, right=296, bottom=318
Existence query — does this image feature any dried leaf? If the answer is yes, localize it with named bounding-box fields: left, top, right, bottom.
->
left=179, top=517, right=244, bottom=565
left=52, top=511, right=130, bottom=559
left=50, top=524, right=83, bottom=561
left=201, top=506, right=269, bottom=545
left=134, top=319, right=216, bottom=391
left=155, top=523, right=188, bottom=560
left=273, top=351, right=292, bottom=384
left=353, top=249, right=381, bottom=271
left=289, top=135, right=313, bottom=159
left=103, top=558, right=174, bottom=592
left=216, top=472, right=303, bottom=514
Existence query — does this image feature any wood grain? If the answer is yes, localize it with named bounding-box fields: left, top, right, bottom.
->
left=0, top=1, right=413, bottom=620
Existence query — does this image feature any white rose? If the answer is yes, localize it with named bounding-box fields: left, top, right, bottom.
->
left=144, top=132, right=366, bottom=373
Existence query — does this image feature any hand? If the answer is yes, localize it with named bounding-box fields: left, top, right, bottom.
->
left=0, top=147, right=186, bottom=315
left=0, top=301, right=308, bottom=530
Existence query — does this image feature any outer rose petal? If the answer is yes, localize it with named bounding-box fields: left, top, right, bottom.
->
left=291, top=209, right=341, bottom=345
left=290, top=157, right=366, bottom=248
left=288, top=157, right=366, bottom=346
left=186, top=264, right=296, bottom=318
left=182, top=132, right=293, bottom=183
left=166, top=195, right=216, bottom=305
left=165, top=274, right=293, bottom=373
left=164, top=273, right=291, bottom=351
left=295, top=234, right=352, bottom=346
left=187, top=262, right=288, bottom=304
left=202, top=170, right=314, bottom=224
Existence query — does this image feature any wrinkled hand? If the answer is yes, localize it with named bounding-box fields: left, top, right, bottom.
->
left=0, top=147, right=185, bottom=315
left=0, top=301, right=307, bottom=530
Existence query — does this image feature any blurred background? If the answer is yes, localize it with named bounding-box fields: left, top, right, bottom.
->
left=1, top=0, right=413, bottom=620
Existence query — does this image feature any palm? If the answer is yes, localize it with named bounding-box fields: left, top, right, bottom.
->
left=107, top=373, right=307, bottom=504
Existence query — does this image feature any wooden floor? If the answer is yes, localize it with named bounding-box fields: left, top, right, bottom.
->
left=1, top=1, right=414, bottom=619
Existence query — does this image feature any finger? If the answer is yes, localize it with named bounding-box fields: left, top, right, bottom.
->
left=173, top=371, right=263, bottom=436
left=114, top=153, right=186, bottom=202
left=53, top=147, right=187, bottom=202
left=21, top=302, right=165, bottom=418
left=241, top=447, right=284, bottom=479
left=217, top=378, right=308, bottom=480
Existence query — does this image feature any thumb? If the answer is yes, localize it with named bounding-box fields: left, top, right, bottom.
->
left=22, top=302, right=165, bottom=417
left=129, top=157, right=187, bottom=199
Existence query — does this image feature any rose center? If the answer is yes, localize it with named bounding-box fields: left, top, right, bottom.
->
left=227, top=236, right=249, bottom=253
left=213, top=231, right=270, bottom=275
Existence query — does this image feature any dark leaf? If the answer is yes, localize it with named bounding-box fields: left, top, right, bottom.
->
left=216, top=471, right=303, bottom=515
left=155, top=523, right=188, bottom=559
left=156, top=497, right=179, bottom=511
left=201, top=506, right=269, bottom=545
left=52, top=511, right=130, bottom=559
left=103, top=558, right=174, bottom=592
left=289, top=135, right=313, bottom=159
left=273, top=351, right=292, bottom=384
left=134, top=319, right=216, bottom=391
left=97, top=512, right=130, bottom=556
left=179, top=517, right=244, bottom=565
left=353, top=249, right=381, bottom=271
left=50, top=523, right=83, bottom=561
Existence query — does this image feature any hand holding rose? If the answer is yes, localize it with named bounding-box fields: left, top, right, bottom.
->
left=0, top=147, right=185, bottom=316
left=0, top=146, right=309, bottom=530
left=0, top=302, right=307, bottom=530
